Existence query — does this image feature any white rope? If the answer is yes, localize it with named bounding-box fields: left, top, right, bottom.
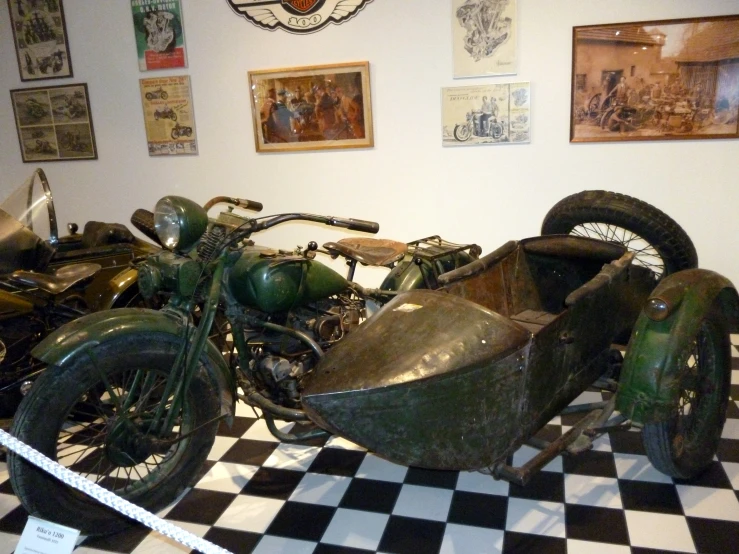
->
left=0, top=429, right=232, bottom=554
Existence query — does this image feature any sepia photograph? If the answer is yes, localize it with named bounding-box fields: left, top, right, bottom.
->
left=571, top=15, right=739, bottom=142
left=248, top=62, right=373, bottom=153
left=10, top=83, right=97, bottom=162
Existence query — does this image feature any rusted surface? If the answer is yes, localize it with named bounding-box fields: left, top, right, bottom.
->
left=323, top=237, right=408, bottom=267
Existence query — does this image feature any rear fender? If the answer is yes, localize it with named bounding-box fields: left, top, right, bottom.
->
left=32, top=308, right=235, bottom=418
left=616, top=269, right=739, bottom=424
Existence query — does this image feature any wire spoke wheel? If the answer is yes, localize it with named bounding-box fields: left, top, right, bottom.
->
left=9, top=333, right=220, bottom=535
left=567, top=222, right=665, bottom=276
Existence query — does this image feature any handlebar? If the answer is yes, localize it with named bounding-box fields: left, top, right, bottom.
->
left=328, top=217, right=379, bottom=234
left=204, top=196, right=263, bottom=213
left=251, top=213, right=379, bottom=234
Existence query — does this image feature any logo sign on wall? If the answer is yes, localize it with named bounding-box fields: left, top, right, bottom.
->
left=226, top=0, right=374, bottom=34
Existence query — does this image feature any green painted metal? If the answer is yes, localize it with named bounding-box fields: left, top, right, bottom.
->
left=228, top=252, right=349, bottom=313
left=158, top=196, right=208, bottom=253
left=0, top=289, right=35, bottom=319
left=31, top=307, right=235, bottom=416
left=616, top=269, right=739, bottom=424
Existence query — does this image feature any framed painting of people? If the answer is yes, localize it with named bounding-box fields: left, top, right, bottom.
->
left=248, top=62, right=373, bottom=153
left=571, top=15, right=739, bottom=143
left=7, top=0, right=73, bottom=81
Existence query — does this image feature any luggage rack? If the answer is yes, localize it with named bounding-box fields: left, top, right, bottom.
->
left=407, top=235, right=482, bottom=288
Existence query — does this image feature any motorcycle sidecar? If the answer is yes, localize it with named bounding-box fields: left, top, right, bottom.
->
left=302, top=235, right=656, bottom=471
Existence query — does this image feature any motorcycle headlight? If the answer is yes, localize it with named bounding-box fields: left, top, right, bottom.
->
left=154, top=196, right=207, bottom=253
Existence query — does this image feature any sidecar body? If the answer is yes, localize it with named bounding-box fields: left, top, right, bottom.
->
left=302, top=235, right=658, bottom=470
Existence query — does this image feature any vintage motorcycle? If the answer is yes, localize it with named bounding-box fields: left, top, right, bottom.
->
left=170, top=122, right=192, bottom=140
left=154, top=107, right=177, bottom=121
left=145, top=87, right=169, bottom=101
left=0, top=169, right=160, bottom=420
left=453, top=110, right=504, bottom=141
left=8, top=194, right=480, bottom=534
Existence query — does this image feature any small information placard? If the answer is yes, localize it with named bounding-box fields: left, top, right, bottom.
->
left=16, top=516, right=80, bottom=554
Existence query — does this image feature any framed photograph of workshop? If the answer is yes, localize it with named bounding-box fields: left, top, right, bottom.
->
left=248, top=61, right=373, bottom=153
left=452, top=0, right=517, bottom=78
left=10, top=83, right=97, bottom=162
left=7, top=0, right=73, bottom=81
left=571, top=14, right=739, bottom=143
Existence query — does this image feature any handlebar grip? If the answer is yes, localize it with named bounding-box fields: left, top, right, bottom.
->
left=330, top=217, right=380, bottom=234
left=234, top=198, right=263, bottom=212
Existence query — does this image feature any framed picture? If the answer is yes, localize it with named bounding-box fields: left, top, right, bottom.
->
left=140, top=75, right=198, bottom=156
left=442, top=82, right=530, bottom=146
left=248, top=61, right=373, bottom=153
left=452, top=0, right=517, bottom=78
left=7, top=0, right=73, bottom=81
left=130, top=0, right=187, bottom=71
left=10, top=83, right=97, bottom=162
left=571, top=15, right=739, bottom=143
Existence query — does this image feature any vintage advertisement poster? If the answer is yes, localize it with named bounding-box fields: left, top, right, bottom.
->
left=10, top=83, right=97, bottom=162
left=140, top=76, right=197, bottom=156
left=226, top=0, right=374, bottom=34
left=452, top=0, right=517, bottom=78
left=442, top=82, right=530, bottom=146
left=7, top=0, right=73, bottom=81
left=130, top=0, right=187, bottom=71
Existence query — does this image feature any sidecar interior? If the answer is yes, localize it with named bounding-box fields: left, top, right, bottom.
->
left=437, top=235, right=629, bottom=331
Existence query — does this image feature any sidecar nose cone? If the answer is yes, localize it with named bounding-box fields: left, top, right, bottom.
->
left=302, top=290, right=532, bottom=469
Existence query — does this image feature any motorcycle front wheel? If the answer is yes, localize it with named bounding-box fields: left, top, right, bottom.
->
left=453, top=124, right=472, bottom=141
left=171, top=128, right=180, bottom=140
left=8, top=333, right=221, bottom=535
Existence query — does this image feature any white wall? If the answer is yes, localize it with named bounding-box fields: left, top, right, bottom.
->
left=1, top=0, right=738, bottom=286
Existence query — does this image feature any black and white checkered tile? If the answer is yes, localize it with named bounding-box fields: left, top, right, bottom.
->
left=1, top=338, right=738, bottom=554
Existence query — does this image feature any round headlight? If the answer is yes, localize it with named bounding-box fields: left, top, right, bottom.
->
left=153, top=196, right=208, bottom=253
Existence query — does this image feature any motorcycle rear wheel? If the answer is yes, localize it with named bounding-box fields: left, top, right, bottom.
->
left=541, top=190, right=697, bottom=279
left=9, top=333, right=220, bottom=535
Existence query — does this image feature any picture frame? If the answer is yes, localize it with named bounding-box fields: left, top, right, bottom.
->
left=442, top=82, right=530, bottom=146
left=248, top=61, right=373, bottom=153
left=571, top=15, right=739, bottom=143
left=10, top=83, right=97, bottom=162
left=130, top=0, right=188, bottom=71
left=452, top=0, right=517, bottom=78
left=7, top=0, right=73, bottom=81
left=140, top=75, right=198, bottom=156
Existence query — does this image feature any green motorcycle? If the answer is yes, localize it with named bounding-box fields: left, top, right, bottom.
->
left=7, top=194, right=478, bottom=535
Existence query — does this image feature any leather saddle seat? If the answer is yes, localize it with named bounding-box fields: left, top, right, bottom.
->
left=323, top=237, right=408, bottom=267
left=9, top=262, right=102, bottom=294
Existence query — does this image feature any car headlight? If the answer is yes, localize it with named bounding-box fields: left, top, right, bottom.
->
left=154, top=196, right=207, bottom=253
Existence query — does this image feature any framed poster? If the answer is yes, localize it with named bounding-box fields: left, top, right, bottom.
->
left=140, top=75, right=198, bottom=156
left=571, top=15, right=739, bottom=143
left=130, top=0, right=187, bottom=71
left=7, top=0, right=73, bottom=81
left=452, top=0, right=517, bottom=78
left=442, top=82, right=530, bottom=146
left=248, top=61, right=373, bottom=153
left=10, top=83, right=97, bottom=162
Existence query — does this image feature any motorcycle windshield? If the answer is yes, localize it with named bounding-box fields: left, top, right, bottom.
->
left=0, top=169, right=52, bottom=241
left=0, top=169, right=56, bottom=272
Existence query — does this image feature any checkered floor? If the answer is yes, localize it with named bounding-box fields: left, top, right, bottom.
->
left=1, top=340, right=739, bottom=554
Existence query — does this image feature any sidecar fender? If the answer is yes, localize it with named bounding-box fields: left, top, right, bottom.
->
left=616, top=269, right=739, bottom=424
left=32, top=308, right=235, bottom=417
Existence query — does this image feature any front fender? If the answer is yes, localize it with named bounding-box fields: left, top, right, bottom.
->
left=616, top=269, right=739, bottom=424
left=32, top=308, right=235, bottom=418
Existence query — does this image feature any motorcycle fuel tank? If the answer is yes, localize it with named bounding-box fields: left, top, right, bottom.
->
left=302, top=290, right=532, bottom=470
left=228, top=251, right=350, bottom=313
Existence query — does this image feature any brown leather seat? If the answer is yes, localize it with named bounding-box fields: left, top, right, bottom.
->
left=323, top=237, right=407, bottom=267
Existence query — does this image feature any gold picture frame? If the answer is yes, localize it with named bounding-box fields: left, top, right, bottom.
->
left=248, top=61, right=373, bottom=153
left=571, top=15, right=739, bottom=143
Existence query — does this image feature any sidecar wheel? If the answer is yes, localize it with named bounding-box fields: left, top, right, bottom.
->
left=541, top=190, right=697, bottom=279
left=642, top=314, right=730, bottom=479
left=454, top=124, right=472, bottom=142
left=8, top=333, right=220, bottom=536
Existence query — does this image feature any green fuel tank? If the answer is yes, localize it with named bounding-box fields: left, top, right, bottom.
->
left=228, top=251, right=350, bottom=313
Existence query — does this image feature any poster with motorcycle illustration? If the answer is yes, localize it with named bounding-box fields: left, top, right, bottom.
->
left=10, top=83, right=97, bottom=162
left=442, top=82, right=530, bottom=146
left=130, top=0, right=187, bottom=71
left=140, top=75, right=197, bottom=156
left=452, top=0, right=517, bottom=78
left=7, top=0, right=73, bottom=81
